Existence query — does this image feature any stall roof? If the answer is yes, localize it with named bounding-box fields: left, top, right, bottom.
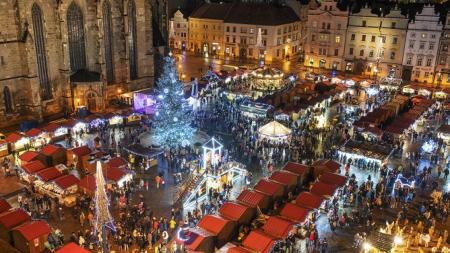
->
left=295, top=192, right=323, bottom=209
left=103, top=167, right=126, bottom=182
left=55, top=243, right=91, bottom=253
left=283, top=162, right=308, bottom=176
left=25, top=128, right=42, bottom=138
left=41, top=144, right=64, bottom=156
left=310, top=182, right=337, bottom=198
left=5, top=132, right=25, bottom=143
left=319, top=172, right=347, bottom=187
left=42, top=123, right=61, bottom=132
left=269, top=171, right=298, bottom=188
left=53, top=174, right=80, bottom=190
left=19, top=151, right=39, bottom=162
left=280, top=203, right=310, bottom=223
left=21, top=160, right=46, bottom=174
left=219, top=202, right=251, bottom=222
left=0, top=199, right=12, bottom=214
left=13, top=220, right=51, bottom=241
left=254, top=179, right=285, bottom=197
left=218, top=243, right=253, bottom=253
left=107, top=157, right=127, bottom=168
left=237, top=190, right=266, bottom=208
left=198, top=214, right=230, bottom=235
left=185, top=227, right=213, bottom=251
left=313, top=160, right=340, bottom=173
left=78, top=175, right=96, bottom=192
left=70, top=146, right=92, bottom=157
left=262, top=216, right=293, bottom=239
left=36, top=167, right=63, bottom=182
left=243, top=230, right=276, bottom=253
left=0, top=209, right=31, bottom=229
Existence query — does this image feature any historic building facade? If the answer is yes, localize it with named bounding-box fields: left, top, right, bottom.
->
left=187, top=3, right=302, bottom=62
left=169, top=10, right=188, bottom=51
left=436, top=15, right=450, bottom=87
left=344, top=7, right=408, bottom=78
left=0, top=0, right=156, bottom=128
left=402, top=6, right=442, bottom=83
left=304, top=0, right=348, bottom=70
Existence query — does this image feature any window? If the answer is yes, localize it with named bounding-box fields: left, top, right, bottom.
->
left=406, top=56, right=412, bottom=65
left=67, top=2, right=86, bottom=73
left=421, top=33, right=426, bottom=38
left=349, top=48, right=353, bottom=55
left=241, top=27, right=247, bottom=33
left=226, top=26, right=230, bottom=32
left=277, top=49, right=280, bottom=57
left=323, top=49, right=326, bottom=55
left=409, top=40, right=415, bottom=49
left=351, top=34, right=355, bottom=41
left=431, top=34, right=436, bottom=39
left=335, top=36, right=341, bottom=43
left=390, top=51, right=395, bottom=60
left=327, top=23, right=330, bottom=30
left=232, top=27, right=236, bottom=33
left=411, top=33, right=416, bottom=38
left=440, top=56, right=447, bottom=65
left=419, top=42, right=425, bottom=49
left=277, top=38, right=282, bottom=45
left=289, top=26, right=292, bottom=32
left=32, top=3, right=51, bottom=100
left=310, top=47, right=314, bottom=53
left=415, top=71, right=420, bottom=78
left=417, top=56, right=423, bottom=66
left=248, top=48, right=253, bottom=56
left=381, top=36, right=386, bottom=43
left=337, top=24, right=341, bottom=30
left=391, top=22, right=396, bottom=28
left=369, top=50, right=374, bottom=57
left=3, top=86, right=12, bottom=114
left=392, top=37, right=397, bottom=44
left=426, top=58, right=432, bottom=66
left=362, top=20, right=366, bottom=27
left=322, top=23, right=325, bottom=29
left=447, top=75, right=450, bottom=82
left=319, top=48, right=322, bottom=55
left=335, top=48, right=339, bottom=56
left=424, top=72, right=429, bottom=78
left=371, top=36, right=375, bottom=42
left=312, top=35, right=316, bottom=42
left=249, top=28, right=254, bottom=34
left=359, top=49, right=364, bottom=56
left=226, top=36, right=229, bottom=43
left=103, top=0, right=114, bottom=84
left=443, top=44, right=449, bottom=52
left=232, top=37, right=236, bottom=43
left=284, top=27, right=287, bottom=33
left=313, top=21, right=317, bottom=28
left=429, top=43, right=435, bottom=50
left=361, top=35, right=366, bottom=41
left=128, top=0, right=138, bottom=80
left=277, top=28, right=281, bottom=35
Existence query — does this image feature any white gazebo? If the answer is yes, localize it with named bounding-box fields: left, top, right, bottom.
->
left=258, top=120, right=292, bottom=142
left=202, top=137, right=223, bottom=170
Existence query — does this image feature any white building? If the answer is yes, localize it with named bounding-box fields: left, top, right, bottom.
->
left=169, top=10, right=188, bottom=51
left=402, top=6, right=443, bottom=83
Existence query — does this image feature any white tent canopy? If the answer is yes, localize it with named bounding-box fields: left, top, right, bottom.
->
left=258, top=120, right=292, bottom=141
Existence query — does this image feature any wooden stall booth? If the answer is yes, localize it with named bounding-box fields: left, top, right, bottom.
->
left=183, top=227, right=215, bottom=253
left=12, top=220, right=51, bottom=253
left=279, top=203, right=310, bottom=224
left=198, top=214, right=237, bottom=248
left=51, top=175, right=80, bottom=206
left=25, top=128, right=48, bottom=148
left=5, top=132, right=30, bottom=152
left=55, top=242, right=91, bottom=253
left=66, top=146, right=92, bottom=171
left=236, top=190, right=271, bottom=212
left=38, top=145, right=67, bottom=167
left=242, top=230, right=277, bottom=253
left=217, top=243, right=253, bottom=253
left=282, top=162, right=309, bottom=186
left=312, top=159, right=340, bottom=178
left=19, top=151, right=40, bottom=167
left=269, top=170, right=299, bottom=193
left=78, top=175, right=96, bottom=196
left=0, top=209, right=31, bottom=244
left=254, top=179, right=286, bottom=201
left=310, top=182, right=338, bottom=199
left=19, top=161, right=46, bottom=183
left=261, top=216, right=294, bottom=239
left=295, top=192, right=324, bottom=210
left=218, top=202, right=255, bottom=225
left=319, top=172, right=347, bottom=188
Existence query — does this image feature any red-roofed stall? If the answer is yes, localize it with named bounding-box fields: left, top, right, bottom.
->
left=183, top=227, right=215, bottom=253
left=35, top=167, right=62, bottom=182
left=103, top=166, right=133, bottom=187
left=43, top=123, right=68, bottom=142
left=5, top=132, right=29, bottom=151
left=217, top=243, right=253, bottom=253
left=218, top=202, right=255, bottom=225
left=283, top=162, right=309, bottom=185
left=25, top=128, right=48, bottom=148
left=12, top=220, right=51, bottom=253
left=0, top=209, right=31, bottom=244
left=243, top=230, right=277, bottom=253
left=66, top=146, right=92, bottom=171
left=319, top=172, right=347, bottom=187
left=262, top=216, right=294, bottom=239
left=106, top=157, right=127, bottom=169
left=312, top=160, right=340, bottom=177
left=280, top=203, right=310, bottom=224
left=237, top=190, right=271, bottom=211
left=0, top=199, right=11, bottom=214
left=310, top=182, right=338, bottom=199
left=295, top=192, right=323, bottom=209
left=254, top=179, right=286, bottom=200
left=269, top=171, right=299, bottom=192
left=20, top=160, right=46, bottom=182
left=198, top=214, right=237, bottom=247
left=55, top=242, right=91, bottom=253
left=78, top=175, right=96, bottom=196
left=19, top=151, right=40, bottom=166
left=38, top=144, right=67, bottom=167
left=36, top=174, right=79, bottom=207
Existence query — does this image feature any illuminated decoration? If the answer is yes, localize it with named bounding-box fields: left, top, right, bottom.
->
left=54, top=127, right=68, bottom=137
left=421, top=139, right=437, bottom=153
left=152, top=54, right=195, bottom=148
left=250, top=67, right=285, bottom=91
left=133, top=88, right=157, bottom=114
left=202, top=137, right=223, bottom=170
left=93, top=161, right=115, bottom=252
left=258, top=120, right=292, bottom=142
left=366, top=87, right=379, bottom=97
left=109, top=115, right=123, bottom=125
left=343, top=79, right=355, bottom=87
left=394, top=174, right=415, bottom=190
left=402, top=85, right=415, bottom=95
left=90, top=118, right=105, bottom=128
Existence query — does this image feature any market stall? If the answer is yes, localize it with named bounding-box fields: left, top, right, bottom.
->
left=133, top=88, right=157, bottom=114
left=42, top=123, right=69, bottom=143
left=242, top=230, right=277, bottom=253
left=66, top=146, right=92, bottom=171
left=182, top=227, right=215, bottom=253
left=258, top=121, right=292, bottom=143
left=0, top=140, right=8, bottom=158
left=0, top=209, right=31, bottom=244
left=5, top=132, right=29, bottom=152
left=217, top=243, right=253, bottom=253
left=437, top=125, right=450, bottom=144
left=295, top=192, right=324, bottom=210
left=236, top=189, right=271, bottom=212
left=35, top=167, right=63, bottom=183
left=198, top=214, right=237, bottom=248
left=279, top=203, right=310, bottom=224
left=55, top=243, right=91, bottom=253
left=0, top=199, right=11, bottom=214
left=25, top=128, right=48, bottom=148
left=51, top=174, right=80, bottom=206
left=310, top=182, right=338, bottom=199
left=312, top=159, right=340, bottom=178
left=338, top=140, right=391, bottom=169
left=269, top=171, right=299, bottom=192
left=19, top=160, right=46, bottom=182
left=103, top=166, right=133, bottom=188
left=78, top=175, right=96, bottom=196
left=239, top=101, right=273, bottom=119
left=39, top=144, right=67, bottom=167
left=19, top=151, right=40, bottom=166
left=379, top=76, right=402, bottom=91
left=254, top=179, right=286, bottom=201
left=282, top=162, right=309, bottom=186
left=261, top=216, right=294, bottom=239
left=319, top=172, right=347, bottom=187
left=218, top=202, right=255, bottom=225
left=12, top=220, right=51, bottom=253
left=107, top=114, right=125, bottom=126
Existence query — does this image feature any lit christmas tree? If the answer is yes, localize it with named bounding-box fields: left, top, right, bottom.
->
left=152, top=53, right=195, bottom=148
left=93, top=161, right=115, bottom=252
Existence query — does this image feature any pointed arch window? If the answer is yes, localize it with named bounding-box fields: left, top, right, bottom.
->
left=128, top=0, right=138, bottom=80
left=3, top=87, right=12, bottom=114
left=103, top=1, right=114, bottom=84
left=32, top=3, right=52, bottom=100
left=67, top=2, right=86, bottom=72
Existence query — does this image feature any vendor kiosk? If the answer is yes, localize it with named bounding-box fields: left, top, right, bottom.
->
left=12, top=220, right=51, bottom=253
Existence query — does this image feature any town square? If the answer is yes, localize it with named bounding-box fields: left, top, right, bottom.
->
left=0, top=0, right=449, bottom=253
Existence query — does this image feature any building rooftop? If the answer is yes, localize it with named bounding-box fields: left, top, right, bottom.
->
left=190, top=3, right=300, bottom=26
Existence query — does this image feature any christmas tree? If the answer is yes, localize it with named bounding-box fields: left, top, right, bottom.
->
left=93, top=161, right=115, bottom=252
left=152, top=54, right=195, bottom=148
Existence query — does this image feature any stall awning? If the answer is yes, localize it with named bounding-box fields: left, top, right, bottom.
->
left=25, top=128, right=42, bottom=138
left=254, top=179, right=285, bottom=198
left=219, top=202, right=251, bottom=222
left=42, top=123, right=61, bottom=133
left=198, top=214, right=231, bottom=235
left=55, top=243, right=91, bottom=253
left=0, top=199, right=11, bottom=214
left=280, top=203, right=310, bottom=223
left=41, top=144, right=64, bottom=156
left=78, top=175, right=96, bottom=193
left=283, top=162, right=308, bottom=176
left=243, top=230, right=276, bottom=253
left=0, top=209, right=31, bottom=229
left=21, top=160, right=46, bottom=174
left=269, top=171, right=298, bottom=189
left=36, top=167, right=63, bottom=182
left=53, top=174, right=80, bottom=190
left=107, top=157, right=127, bottom=169
left=5, top=132, right=25, bottom=143
left=13, top=220, right=51, bottom=241
left=258, top=121, right=292, bottom=139
left=295, top=192, right=323, bottom=209
left=19, top=151, right=39, bottom=162
left=262, top=216, right=293, bottom=239
left=237, top=190, right=266, bottom=208
left=69, top=146, right=92, bottom=157
left=310, top=182, right=338, bottom=198
left=319, top=172, right=347, bottom=187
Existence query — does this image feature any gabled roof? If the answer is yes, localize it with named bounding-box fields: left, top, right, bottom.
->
left=295, top=192, right=323, bottom=209
left=313, top=159, right=340, bottom=173
left=184, top=227, right=213, bottom=250
left=280, top=203, right=310, bottom=223
left=107, top=157, right=127, bottom=169
left=25, top=128, right=42, bottom=138
left=42, top=123, right=62, bottom=133
left=78, top=175, right=96, bottom=192
left=198, top=214, right=230, bottom=235
left=19, top=151, right=39, bottom=162
left=69, top=146, right=92, bottom=157
left=53, top=174, right=79, bottom=190
left=41, top=144, right=63, bottom=156
left=21, top=160, right=46, bottom=174
left=319, top=172, right=347, bottom=187
left=237, top=190, right=267, bottom=208
left=0, top=209, right=31, bottom=229
left=310, top=182, right=337, bottom=198
left=254, top=179, right=285, bottom=198
left=243, top=230, right=276, bottom=253
left=219, top=202, right=251, bottom=222
left=55, top=243, right=91, bottom=253
left=0, top=199, right=12, bottom=214
left=36, top=167, right=62, bottom=182
left=262, top=216, right=293, bottom=239
left=14, top=220, right=51, bottom=241
left=283, top=162, right=309, bottom=176
left=103, top=167, right=126, bottom=182
left=269, top=171, right=298, bottom=188
left=5, top=132, right=25, bottom=143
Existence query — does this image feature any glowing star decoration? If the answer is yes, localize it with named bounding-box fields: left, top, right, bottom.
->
left=93, top=161, right=115, bottom=234
left=152, top=54, right=195, bottom=148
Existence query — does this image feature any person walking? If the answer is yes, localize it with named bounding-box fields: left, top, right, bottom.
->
left=79, top=211, right=85, bottom=228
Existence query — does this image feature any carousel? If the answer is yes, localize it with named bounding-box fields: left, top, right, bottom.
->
left=258, top=121, right=292, bottom=143
left=250, top=67, right=285, bottom=91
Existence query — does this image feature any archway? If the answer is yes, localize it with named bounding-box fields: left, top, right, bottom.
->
left=86, top=91, right=97, bottom=112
